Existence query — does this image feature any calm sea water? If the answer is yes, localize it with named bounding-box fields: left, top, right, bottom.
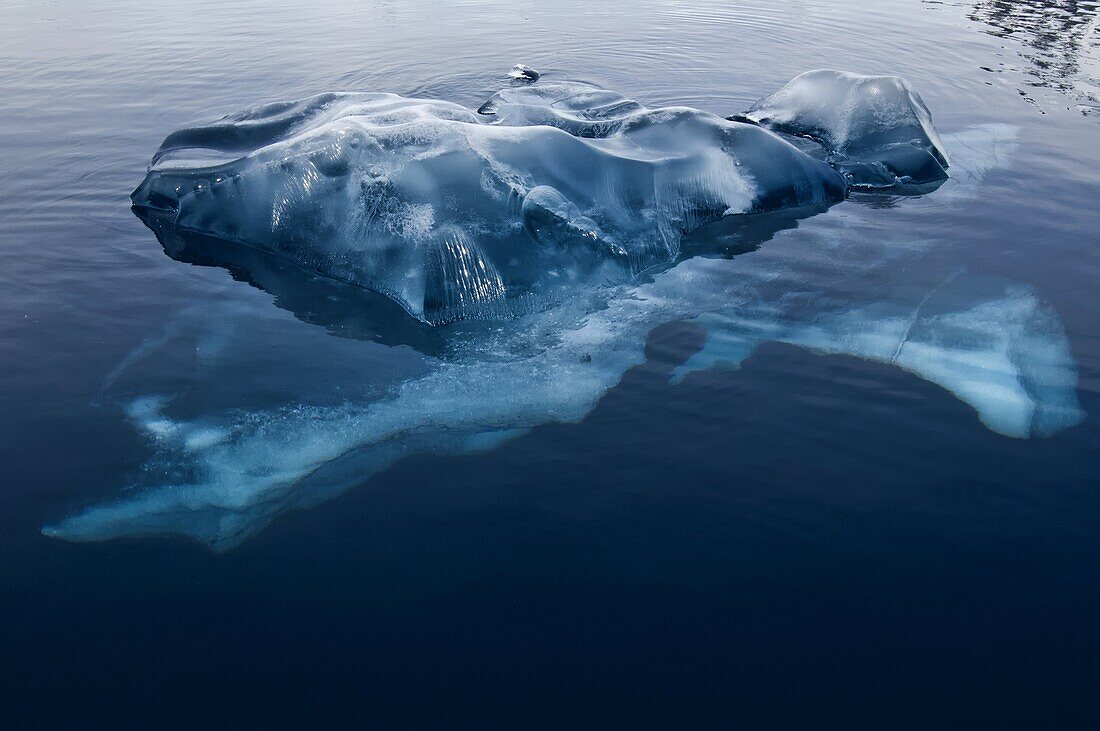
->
left=2, top=0, right=1099, bottom=726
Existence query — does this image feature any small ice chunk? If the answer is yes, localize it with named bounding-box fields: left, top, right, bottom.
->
left=508, top=64, right=540, bottom=82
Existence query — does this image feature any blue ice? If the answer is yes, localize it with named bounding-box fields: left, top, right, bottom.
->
left=42, top=74, right=1084, bottom=549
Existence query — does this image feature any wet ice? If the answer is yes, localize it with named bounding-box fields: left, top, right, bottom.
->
left=131, top=77, right=851, bottom=324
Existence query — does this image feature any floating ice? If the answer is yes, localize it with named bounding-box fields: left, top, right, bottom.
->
left=41, top=258, right=1083, bottom=549
left=508, top=64, right=540, bottom=82
left=740, top=69, right=950, bottom=187
left=43, top=76, right=1085, bottom=549
left=130, top=78, right=851, bottom=324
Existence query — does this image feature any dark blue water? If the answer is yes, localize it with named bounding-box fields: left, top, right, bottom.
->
left=2, top=0, right=1099, bottom=726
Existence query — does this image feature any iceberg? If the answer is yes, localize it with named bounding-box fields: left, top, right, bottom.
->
left=42, top=75, right=1084, bottom=549
left=130, top=78, right=851, bottom=324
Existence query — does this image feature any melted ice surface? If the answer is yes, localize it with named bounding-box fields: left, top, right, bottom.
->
left=131, top=79, right=849, bottom=324
left=44, top=120, right=1085, bottom=550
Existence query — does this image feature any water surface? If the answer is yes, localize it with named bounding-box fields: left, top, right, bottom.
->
left=1, top=0, right=1099, bottom=726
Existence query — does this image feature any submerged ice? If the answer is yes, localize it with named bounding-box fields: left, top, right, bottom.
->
left=508, top=64, right=540, bottom=82
left=43, top=74, right=1086, bottom=549
left=42, top=256, right=1083, bottom=550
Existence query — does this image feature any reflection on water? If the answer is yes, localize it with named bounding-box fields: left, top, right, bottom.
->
left=970, top=0, right=1100, bottom=113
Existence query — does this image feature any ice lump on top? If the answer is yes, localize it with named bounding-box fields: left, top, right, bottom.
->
left=741, top=69, right=950, bottom=187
